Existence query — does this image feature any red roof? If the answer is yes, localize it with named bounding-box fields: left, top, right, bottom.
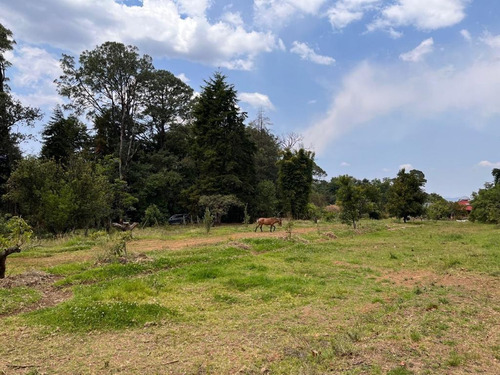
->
left=458, top=199, right=472, bottom=212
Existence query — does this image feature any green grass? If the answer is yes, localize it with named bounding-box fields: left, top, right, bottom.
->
left=0, top=287, right=41, bottom=314
left=1, top=219, right=499, bottom=374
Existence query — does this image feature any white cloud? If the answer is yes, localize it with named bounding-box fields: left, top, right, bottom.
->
left=369, top=0, right=468, bottom=32
left=176, top=73, right=190, bottom=83
left=327, top=0, right=381, bottom=29
left=478, top=160, right=500, bottom=168
left=399, top=163, right=413, bottom=171
left=239, top=92, right=275, bottom=110
left=340, top=161, right=351, bottom=167
left=10, top=46, right=61, bottom=87
left=400, top=38, right=434, bottom=62
left=460, top=29, right=471, bottom=41
left=0, top=0, right=278, bottom=71
left=221, top=11, right=244, bottom=27
left=175, top=0, right=211, bottom=17
left=480, top=32, right=500, bottom=49
left=290, top=41, right=335, bottom=65
left=253, top=0, right=327, bottom=28
left=305, top=53, right=500, bottom=154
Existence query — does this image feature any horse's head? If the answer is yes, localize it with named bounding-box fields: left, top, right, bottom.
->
left=277, top=218, right=282, bottom=226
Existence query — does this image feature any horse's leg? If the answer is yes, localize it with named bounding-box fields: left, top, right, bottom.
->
left=270, top=224, right=274, bottom=232
left=255, top=223, right=259, bottom=232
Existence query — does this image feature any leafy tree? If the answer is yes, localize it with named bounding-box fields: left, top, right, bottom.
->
left=198, top=194, right=242, bottom=225
left=0, top=24, right=41, bottom=202
left=387, top=168, right=427, bottom=223
left=56, top=42, right=154, bottom=179
left=470, top=177, right=500, bottom=224
left=5, top=157, right=112, bottom=233
left=41, top=107, right=90, bottom=163
left=188, top=72, right=256, bottom=211
left=254, top=180, right=278, bottom=217
left=0, top=216, right=32, bottom=278
left=492, top=168, right=500, bottom=186
left=426, top=194, right=451, bottom=220
left=336, top=175, right=366, bottom=229
left=143, top=69, right=193, bottom=150
left=277, top=148, right=314, bottom=218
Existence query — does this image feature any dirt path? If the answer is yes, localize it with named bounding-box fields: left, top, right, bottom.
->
left=127, top=227, right=317, bottom=253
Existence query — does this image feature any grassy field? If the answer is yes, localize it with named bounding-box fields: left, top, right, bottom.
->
left=0, top=220, right=499, bottom=374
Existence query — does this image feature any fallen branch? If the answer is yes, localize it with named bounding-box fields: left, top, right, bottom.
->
left=112, top=222, right=139, bottom=232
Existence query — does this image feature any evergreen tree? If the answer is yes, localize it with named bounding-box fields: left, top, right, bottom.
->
left=188, top=72, right=255, bottom=215
left=277, top=148, right=314, bottom=218
left=41, top=107, right=90, bottom=164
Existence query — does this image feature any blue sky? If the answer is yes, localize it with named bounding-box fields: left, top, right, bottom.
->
left=2, top=0, right=500, bottom=198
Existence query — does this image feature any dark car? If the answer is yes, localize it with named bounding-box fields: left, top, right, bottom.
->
left=168, top=214, right=190, bottom=225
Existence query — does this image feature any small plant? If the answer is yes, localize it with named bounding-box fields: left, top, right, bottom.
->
left=203, top=207, right=213, bottom=234
left=142, top=204, right=164, bottom=227
left=284, top=219, right=294, bottom=240
left=446, top=350, right=464, bottom=367
left=243, top=203, right=251, bottom=227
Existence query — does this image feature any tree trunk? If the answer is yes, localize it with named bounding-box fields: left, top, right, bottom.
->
left=0, top=246, right=21, bottom=279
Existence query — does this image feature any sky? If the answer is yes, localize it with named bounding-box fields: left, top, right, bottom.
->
left=1, top=0, right=500, bottom=199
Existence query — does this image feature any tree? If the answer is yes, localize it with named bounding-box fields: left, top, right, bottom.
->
left=277, top=148, right=314, bottom=218
left=470, top=176, right=500, bottom=224
left=0, top=216, right=32, bottom=278
left=254, top=180, right=279, bottom=217
left=188, top=72, right=256, bottom=212
left=0, top=24, right=41, bottom=202
left=41, top=107, right=90, bottom=164
left=143, top=69, right=193, bottom=151
left=336, top=175, right=366, bottom=229
left=56, top=42, right=154, bottom=179
left=4, top=157, right=113, bottom=233
left=246, top=111, right=280, bottom=184
left=492, top=168, right=500, bottom=186
left=387, top=168, right=427, bottom=222
left=198, top=194, right=242, bottom=225
left=426, top=194, right=451, bottom=220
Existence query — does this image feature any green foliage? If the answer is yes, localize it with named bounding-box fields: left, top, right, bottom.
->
left=5, top=157, right=112, bottom=233
left=388, top=168, right=427, bottom=222
left=277, top=148, right=314, bottom=218
left=203, top=207, right=212, bottom=234
left=190, top=72, right=256, bottom=208
left=243, top=203, right=251, bottom=226
left=199, top=194, right=242, bottom=224
left=41, top=107, right=90, bottom=164
left=336, top=175, right=365, bottom=229
left=470, top=183, right=500, bottom=224
left=142, top=204, right=164, bottom=227
left=56, top=41, right=155, bottom=179
left=254, top=180, right=278, bottom=217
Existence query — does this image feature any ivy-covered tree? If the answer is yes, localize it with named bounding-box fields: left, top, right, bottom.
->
left=277, top=148, right=314, bottom=218
left=188, top=72, right=256, bottom=215
left=387, top=168, right=427, bottom=222
left=41, top=107, right=90, bottom=164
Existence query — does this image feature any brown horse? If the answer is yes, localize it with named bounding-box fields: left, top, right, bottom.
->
left=255, top=217, right=282, bottom=232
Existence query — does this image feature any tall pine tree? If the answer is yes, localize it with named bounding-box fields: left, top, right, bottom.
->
left=188, top=72, right=255, bottom=216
